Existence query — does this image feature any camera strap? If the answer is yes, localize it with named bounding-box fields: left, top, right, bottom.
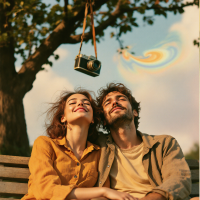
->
left=78, top=0, right=97, bottom=59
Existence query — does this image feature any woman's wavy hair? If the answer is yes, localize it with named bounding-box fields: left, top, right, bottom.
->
left=45, top=89, right=100, bottom=143
left=96, top=83, right=141, bottom=132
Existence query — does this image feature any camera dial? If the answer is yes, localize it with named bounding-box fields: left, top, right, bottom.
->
left=87, top=60, right=101, bottom=72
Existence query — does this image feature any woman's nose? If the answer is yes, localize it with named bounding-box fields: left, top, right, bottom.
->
left=78, top=101, right=83, bottom=106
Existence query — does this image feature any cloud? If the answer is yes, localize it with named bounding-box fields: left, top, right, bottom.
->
left=23, top=65, right=73, bottom=145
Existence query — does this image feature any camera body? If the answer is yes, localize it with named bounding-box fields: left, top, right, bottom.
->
left=74, top=54, right=101, bottom=77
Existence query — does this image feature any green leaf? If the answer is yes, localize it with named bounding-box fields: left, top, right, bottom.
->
left=54, top=54, right=59, bottom=60
left=110, top=32, right=115, bottom=38
left=19, top=40, right=24, bottom=45
left=147, top=19, right=154, bottom=25
left=132, top=22, right=138, bottom=27
left=178, top=7, right=184, bottom=14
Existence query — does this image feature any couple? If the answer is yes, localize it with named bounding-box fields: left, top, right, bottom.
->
left=22, top=83, right=191, bottom=200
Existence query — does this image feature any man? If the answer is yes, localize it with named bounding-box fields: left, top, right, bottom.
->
left=95, top=83, right=191, bottom=200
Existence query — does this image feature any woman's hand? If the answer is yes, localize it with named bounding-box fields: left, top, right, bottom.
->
left=103, top=188, right=139, bottom=200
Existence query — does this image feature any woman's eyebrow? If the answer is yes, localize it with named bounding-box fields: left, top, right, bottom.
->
left=83, top=99, right=90, bottom=102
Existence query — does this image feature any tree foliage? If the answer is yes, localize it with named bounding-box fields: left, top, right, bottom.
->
left=0, top=0, right=198, bottom=155
left=1, top=0, right=198, bottom=64
left=185, top=143, right=199, bottom=160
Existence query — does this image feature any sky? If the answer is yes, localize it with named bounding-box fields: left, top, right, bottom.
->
left=15, top=1, right=199, bottom=154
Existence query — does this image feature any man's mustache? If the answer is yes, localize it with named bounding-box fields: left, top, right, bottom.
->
left=109, top=105, right=125, bottom=114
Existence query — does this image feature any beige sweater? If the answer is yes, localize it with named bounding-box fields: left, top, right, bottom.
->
left=110, top=142, right=153, bottom=198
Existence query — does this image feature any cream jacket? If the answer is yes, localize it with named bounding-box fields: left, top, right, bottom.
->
left=95, top=132, right=191, bottom=200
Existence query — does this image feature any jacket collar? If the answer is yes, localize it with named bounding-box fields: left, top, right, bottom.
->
left=137, top=131, right=159, bottom=149
left=53, top=137, right=100, bottom=151
left=106, top=131, right=159, bottom=150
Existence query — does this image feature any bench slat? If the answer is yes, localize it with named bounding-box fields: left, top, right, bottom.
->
left=186, top=159, right=199, bottom=170
left=0, top=182, right=28, bottom=195
left=0, top=166, right=30, bottom=180
left=191, top=169, right=199, bottom=183
left=0, top=155, right=29, bottom=167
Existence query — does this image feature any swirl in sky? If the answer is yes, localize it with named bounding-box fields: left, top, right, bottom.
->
left=118, top=31, right=182, bottom=74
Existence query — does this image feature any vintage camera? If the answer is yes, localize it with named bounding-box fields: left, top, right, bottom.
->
left=74, top=54, right=101, bottom=77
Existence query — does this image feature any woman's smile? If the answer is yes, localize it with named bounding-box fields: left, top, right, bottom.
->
left=74, top=107, right=87, bottom=112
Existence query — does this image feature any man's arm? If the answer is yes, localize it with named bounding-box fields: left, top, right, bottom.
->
left=149, top=136, right=191, bottom=200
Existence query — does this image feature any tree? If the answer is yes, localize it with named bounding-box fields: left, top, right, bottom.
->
left=0, top=0, right=198, bottom=156
left=185, top=143, right=199, bottom=160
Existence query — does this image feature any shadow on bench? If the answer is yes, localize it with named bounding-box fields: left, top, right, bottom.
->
left=0, top=155, right=199, bottom=200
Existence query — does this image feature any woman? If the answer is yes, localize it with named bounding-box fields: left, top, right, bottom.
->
left=22, top=89, right=135, bottom=200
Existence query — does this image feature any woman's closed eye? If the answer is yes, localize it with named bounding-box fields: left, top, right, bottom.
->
left=83, top=100, right=91, bottom=105
left=69, top=102, right=76, bottom=105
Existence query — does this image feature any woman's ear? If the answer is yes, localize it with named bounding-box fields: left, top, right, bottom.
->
left=61, top=116, right=66, bottom=123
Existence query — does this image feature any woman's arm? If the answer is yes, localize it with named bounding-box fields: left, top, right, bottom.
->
left=29, top=137, right=76, bottom=200
left=67, top=187, right=138, bottom=200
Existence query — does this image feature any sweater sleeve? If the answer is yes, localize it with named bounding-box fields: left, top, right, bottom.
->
left=29, top=136, right=76, bottom=200
left=149, top=136, right=191, bottom=200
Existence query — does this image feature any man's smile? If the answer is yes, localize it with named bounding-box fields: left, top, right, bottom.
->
left=110, top=106, right=124, bottom=114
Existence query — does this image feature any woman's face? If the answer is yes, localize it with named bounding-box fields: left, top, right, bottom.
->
left=61, top=93, right=94, bottom=125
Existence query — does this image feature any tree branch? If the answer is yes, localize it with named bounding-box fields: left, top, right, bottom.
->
left=66, top=0, right=198, bottom=44
left=66, top=1, right=123, bottom=44
left=16, top=0, right=110, bottom=95
left=123, top=1, right=198, bottom=12
left=64, top=0, right=68, bottom=14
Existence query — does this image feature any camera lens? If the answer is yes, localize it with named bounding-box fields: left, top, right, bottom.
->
left=87, top=60, right=101, bottom=71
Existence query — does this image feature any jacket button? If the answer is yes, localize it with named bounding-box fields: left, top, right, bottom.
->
left=74, top=175, right=77, bottom=178
left=100, top=181, right=102, bottom=184
left=77, top=162, right=79, bottom=166
left=107, top=165, right=110, bottom=168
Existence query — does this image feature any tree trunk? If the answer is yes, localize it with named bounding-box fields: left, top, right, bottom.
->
left=0, top=43, right=30, bottom=156
left=0, top=1, right=30, bottom=156
left=0, top=92, right=30, bottom=156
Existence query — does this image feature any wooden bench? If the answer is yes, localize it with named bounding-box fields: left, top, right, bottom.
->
left=0, top=155, right=199, bottom=199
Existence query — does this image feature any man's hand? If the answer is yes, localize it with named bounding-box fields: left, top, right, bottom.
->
left=140, top=193, right=167, bottom=200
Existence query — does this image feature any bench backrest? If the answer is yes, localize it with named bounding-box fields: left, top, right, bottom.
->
left=0, top=155, right=199, bottom=199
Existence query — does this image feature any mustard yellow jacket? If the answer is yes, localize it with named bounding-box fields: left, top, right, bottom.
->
left=22, top=136, right=100, bottom=200
left=95, top=132, right=191, bottom=200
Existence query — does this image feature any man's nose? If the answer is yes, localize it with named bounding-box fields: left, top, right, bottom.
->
left=112, top=100, right=119, bottom=106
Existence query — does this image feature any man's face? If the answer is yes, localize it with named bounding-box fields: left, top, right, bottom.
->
left=102, top=91, right=138, bottom=127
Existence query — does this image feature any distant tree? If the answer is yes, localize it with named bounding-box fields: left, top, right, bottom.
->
left=0, top=0, right=199, bottom=156
left=185, top=143, right=199, bottom=160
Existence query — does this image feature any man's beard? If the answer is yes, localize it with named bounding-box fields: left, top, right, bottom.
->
left=104, top=109, right=134, bottom=128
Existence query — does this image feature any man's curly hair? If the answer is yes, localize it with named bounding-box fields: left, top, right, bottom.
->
left=96, top=83, right=141, bottom=132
